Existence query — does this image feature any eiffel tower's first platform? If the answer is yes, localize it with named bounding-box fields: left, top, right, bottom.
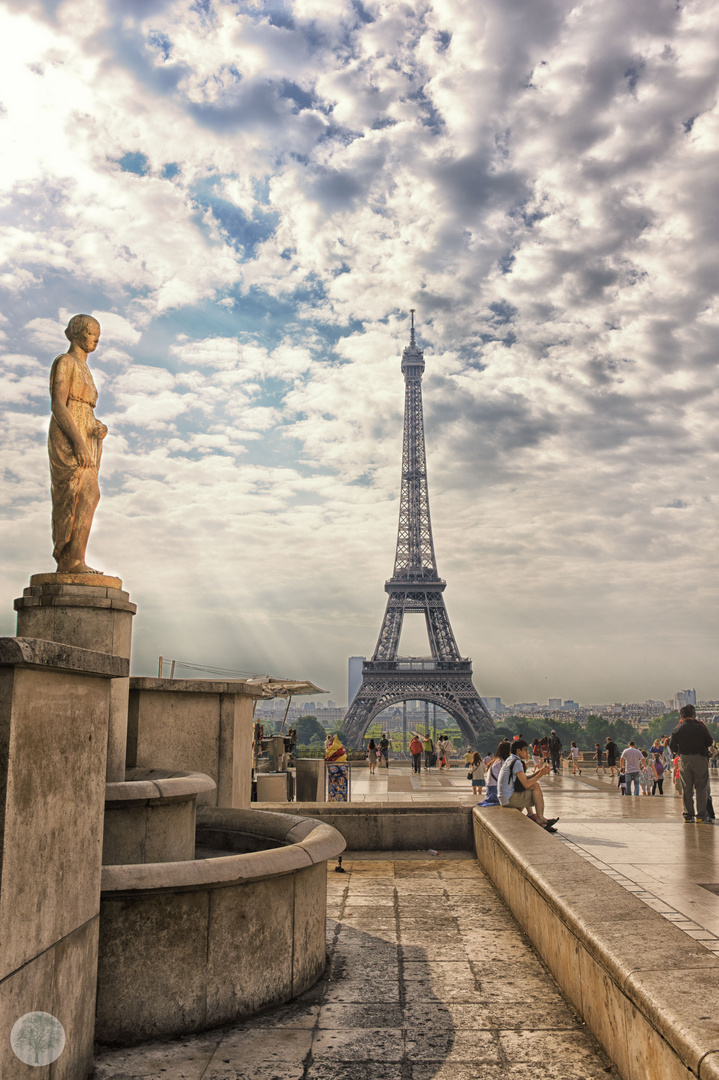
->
left=343, top=313, right=493, bottom=747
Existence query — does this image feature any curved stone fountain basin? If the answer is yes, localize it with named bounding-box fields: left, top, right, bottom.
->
left=96, top=808, right=345, bottom=1046
left=104, top=768, right=217, bottom=865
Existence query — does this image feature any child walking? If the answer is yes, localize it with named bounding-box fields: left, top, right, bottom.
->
left=469, top=752, right=485, bottom=796
left=570, top=742, right=582, bottom=775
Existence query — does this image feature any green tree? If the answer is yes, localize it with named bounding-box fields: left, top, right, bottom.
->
left=296, top=715, right=325, bottom=745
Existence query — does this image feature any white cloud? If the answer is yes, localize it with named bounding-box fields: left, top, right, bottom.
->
left=1, top=0, right=719, bottom=707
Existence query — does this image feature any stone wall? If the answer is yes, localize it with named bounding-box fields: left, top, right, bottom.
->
left=264, top=802, right=474, bottom=850
left=0, top=638, right=127, bottom=1080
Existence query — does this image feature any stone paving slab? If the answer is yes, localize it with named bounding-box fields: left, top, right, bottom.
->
left=94, top=855, right=614, bottom=1080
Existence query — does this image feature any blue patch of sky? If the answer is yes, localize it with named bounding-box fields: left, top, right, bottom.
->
left=279, top=80, right=315, bottom=111
left=352, top=0, right=375, bottom=24
left=162, top=162, right=180, bottom=179
left=488, top=300, right=518, bottom=324
left=624, top=59, right=645, bottom=93
left=147, top=30, right=172, bottom=60
left=435, top=31, right=451, bottom=51
left=406, top=87, right=444, bottom=134
left=116, top=151, right=150, bottom=175
left=189, top=176, right=278, bottom=255
left=498, top=249, right=516, bottom=275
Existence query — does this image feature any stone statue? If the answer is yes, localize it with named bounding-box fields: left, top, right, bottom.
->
left=48, top=314, right=107, bottom=574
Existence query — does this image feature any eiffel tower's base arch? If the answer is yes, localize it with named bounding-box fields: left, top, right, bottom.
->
left=343, top=663, right=494, bottom=747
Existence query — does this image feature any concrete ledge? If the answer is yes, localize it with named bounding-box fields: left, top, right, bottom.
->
left=130, top=676, right=265, bottom=696
left=102, top=809, right=345, bottom=894
left=262, top=801, right=474, bottom=850
left=473, top=807, right=719, bottom=1080
left=106, top=769, right=218, bottom=803
left=0, top=636, right=129, bottom=677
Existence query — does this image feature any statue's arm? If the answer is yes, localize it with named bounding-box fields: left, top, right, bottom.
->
left=50, top=358, right=95, bottom=468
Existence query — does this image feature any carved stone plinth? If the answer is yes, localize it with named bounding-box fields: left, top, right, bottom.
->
left=14, top=575, right=136, bottom=782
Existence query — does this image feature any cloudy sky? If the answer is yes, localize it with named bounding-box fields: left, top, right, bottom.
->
left=1, top=0, right=719, bottom=707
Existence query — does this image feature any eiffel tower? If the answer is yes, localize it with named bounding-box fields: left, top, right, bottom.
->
left=343, top=313, right=494, bottom=747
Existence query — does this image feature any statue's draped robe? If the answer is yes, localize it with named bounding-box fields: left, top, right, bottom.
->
left=48, top=355, right=100, bottom=560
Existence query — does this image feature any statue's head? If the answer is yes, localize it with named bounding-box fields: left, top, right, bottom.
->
left=64, top=314, right=100, bottom=353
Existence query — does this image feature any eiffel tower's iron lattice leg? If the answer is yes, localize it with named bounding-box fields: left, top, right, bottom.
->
left=343, top=664, right=493, bottom=747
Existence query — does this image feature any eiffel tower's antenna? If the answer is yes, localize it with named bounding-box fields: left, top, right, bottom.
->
left=409, top=308, right=415, bottom=346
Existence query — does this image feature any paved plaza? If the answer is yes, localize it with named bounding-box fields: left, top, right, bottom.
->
left=94, top=853, right=614, bottom=1080
left=350, top=764, right=719, bottom=951
left=94, top=766, right=719, bottom=1078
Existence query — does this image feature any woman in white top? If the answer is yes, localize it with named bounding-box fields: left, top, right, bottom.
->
left=570, top=742, right=582, bottom=775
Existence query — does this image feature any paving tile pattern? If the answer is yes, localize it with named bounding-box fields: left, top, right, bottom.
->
left=93, top=856, right=616, bottom=1079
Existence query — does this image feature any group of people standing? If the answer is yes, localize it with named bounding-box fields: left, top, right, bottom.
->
left=367, top=732, right=456, bottom=774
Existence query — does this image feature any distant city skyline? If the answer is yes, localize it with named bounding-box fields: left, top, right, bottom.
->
left=2, top=2, right=719, bottom=705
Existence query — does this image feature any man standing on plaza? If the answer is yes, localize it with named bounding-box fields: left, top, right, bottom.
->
left=422, top=732, right=434, bottom=770
left=379, top=732, right=390, bottom=769
left=548, top=730, right=562, bottom=774
left=669, top=705, right=713, bottom=823
left=606, top=736, right=619, bottom=779
left=620, top=741, right=644, bottom=795
left=409, top=733, right=423, bottom=775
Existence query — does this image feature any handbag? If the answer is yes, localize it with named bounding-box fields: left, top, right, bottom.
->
left=467, top=770, right=473, bottom=780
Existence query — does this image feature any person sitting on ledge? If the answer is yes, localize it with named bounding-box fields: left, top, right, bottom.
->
left=497, top=740, right=559, bottom=832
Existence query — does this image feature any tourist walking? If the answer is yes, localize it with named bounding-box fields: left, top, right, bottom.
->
left=379, top=733, right=390, bottom=769
left=640, top=751, right=653, bottom=795
left=469, top=752, right=485, bottom=796
left=540, top=737, right=550, bottom=768
left=605, top=736, right=618, bottom=778
left=532, top=739, right=542, bottom=770
left=366, top=738, right=378, bottom=775
left=422, top=732, right=434, bottom=770
left=497, top=740, right=558, bottom=831
left=620, top=741, right=644, bottom=795
left=650, top=739, right=663, bottom=760
left=409, top=733, right=423, bottom=775
left=548, top=731, right=562, bottom=774
left=652, top=754, right=665, bottom=795
left=617, top=767, right=627, bottom=796
left=594, top=743, right=605, bottom=775
left=569, top=742, right=582, bottom=775
left=438, top=736, right=453, bottom=770
left=669, top=704, right=713, bottom=823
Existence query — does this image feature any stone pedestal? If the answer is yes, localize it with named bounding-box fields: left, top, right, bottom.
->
left=0, top=637, right=128, bottom=1080
left=14, top=574, right=136, bottom=783
left=127, top=679, right=260, bottom=809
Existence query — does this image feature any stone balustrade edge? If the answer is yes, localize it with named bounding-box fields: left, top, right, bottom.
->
left=472, top=806, right=719, bottom=1080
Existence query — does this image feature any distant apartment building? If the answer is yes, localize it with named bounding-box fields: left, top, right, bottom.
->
left=548, top=698, right=561, bottom=710
left=348, top=657, right=365, bottom=705
left=316, top=706, right=348, bottom=727
left=562, top=700, right=579, bottom=711
left=483, top=696, right=503, bottom=715
left=675, top=689, right=697, bottom=710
